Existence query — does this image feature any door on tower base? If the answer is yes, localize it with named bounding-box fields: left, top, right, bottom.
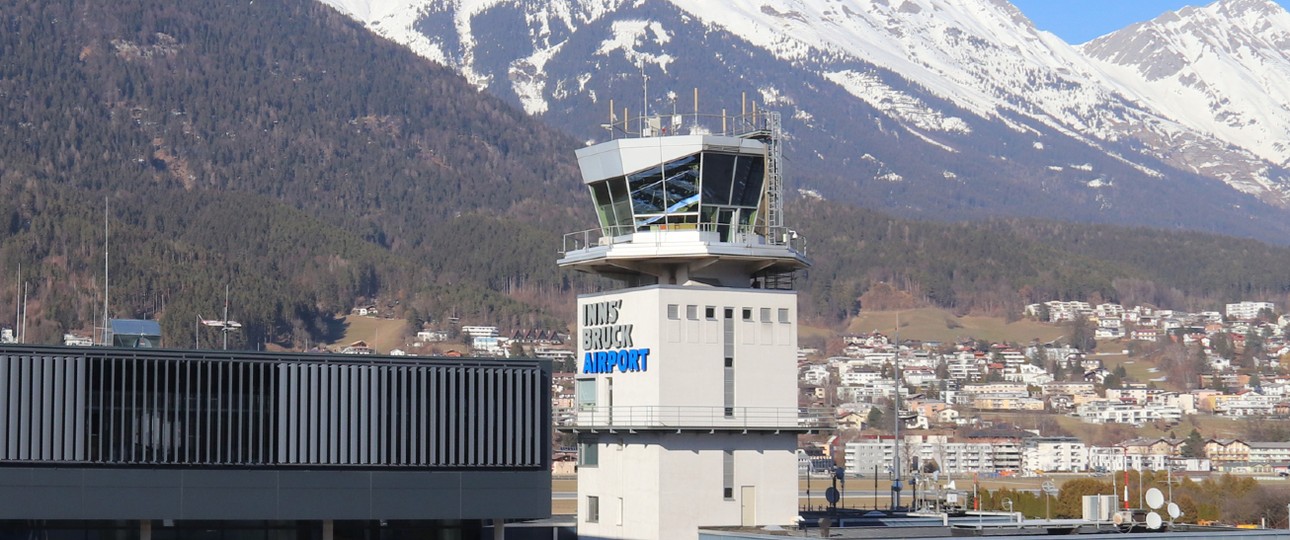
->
left=741, top=486, right=756, bottom=526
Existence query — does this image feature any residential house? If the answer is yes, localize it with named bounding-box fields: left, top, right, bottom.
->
left=1023, top=437, right=1087, bottom=473
left=1205, top=439, right=1250, bottom=463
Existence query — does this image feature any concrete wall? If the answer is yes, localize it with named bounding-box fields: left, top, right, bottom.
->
left=0, top=467, right=550, bottom=520
left=576, top=285, right=800, bottom=540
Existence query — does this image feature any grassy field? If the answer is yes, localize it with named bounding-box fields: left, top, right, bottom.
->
left=846, top=308, right=1066, bottom=344
left=330, top=315, right=408, bottom=354
left=982, top=410, right=1248, bottom=443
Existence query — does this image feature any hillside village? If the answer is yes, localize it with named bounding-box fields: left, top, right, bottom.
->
left=395, top=297, right=1290, bottom=480
left=796, top=300, right=1290, bottom=479
left=25, top=296, right=1290, bottom=482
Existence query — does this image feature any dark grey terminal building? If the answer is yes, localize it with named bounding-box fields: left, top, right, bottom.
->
left=0, top=345, right=550, bottom=540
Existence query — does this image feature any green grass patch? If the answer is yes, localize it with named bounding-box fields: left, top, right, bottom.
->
left=847, top=308, right=1066, bottom=344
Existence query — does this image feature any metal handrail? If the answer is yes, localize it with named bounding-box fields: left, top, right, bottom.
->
left=560, top=223, right=804, bottom=254
left=555, top=405, right=834, bottom=430
left=601, top=112, right=776, bottom=140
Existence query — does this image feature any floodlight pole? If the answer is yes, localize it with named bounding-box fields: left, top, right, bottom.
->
left=222, top=285, right=230, bottom=350
left=891, top=312, right=903, bottom=510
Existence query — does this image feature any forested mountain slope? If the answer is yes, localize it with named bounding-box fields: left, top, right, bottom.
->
left=0, top=0, right=586, bottom=345
left=3, top=0, right=1290, bottom=349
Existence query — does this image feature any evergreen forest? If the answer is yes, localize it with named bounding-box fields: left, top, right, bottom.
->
left=4, top=0, right=1290, bottom=349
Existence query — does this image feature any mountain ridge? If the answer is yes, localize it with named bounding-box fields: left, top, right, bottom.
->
left=7, top=0, right=1290, bottom=348
left=320, top=0, right=1290, bottom=240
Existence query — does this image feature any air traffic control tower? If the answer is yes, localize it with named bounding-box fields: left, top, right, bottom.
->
left=559, top=110, right=827, bottom=540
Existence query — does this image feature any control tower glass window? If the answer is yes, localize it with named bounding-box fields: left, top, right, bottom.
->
left=700, top=153, right=765, bottom=238
left=587, top=151, right=764, bottom=237
left=629, top=153, right=701, bottom=228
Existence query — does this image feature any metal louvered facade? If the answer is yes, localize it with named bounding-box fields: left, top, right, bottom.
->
left=0, top=346, right=548, bottom=469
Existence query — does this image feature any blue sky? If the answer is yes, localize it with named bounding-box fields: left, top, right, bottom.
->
left=1011, top=0, right=1290, bottom=44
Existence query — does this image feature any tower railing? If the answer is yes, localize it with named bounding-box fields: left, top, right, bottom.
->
left=560, top=222, right=805, bottom=255
left=556, top=405, right=834, bottom=431
left=601, top=112, right=776, bottom=140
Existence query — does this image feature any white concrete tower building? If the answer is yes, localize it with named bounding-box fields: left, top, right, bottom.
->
left=559, top=111, right=818, bottom=540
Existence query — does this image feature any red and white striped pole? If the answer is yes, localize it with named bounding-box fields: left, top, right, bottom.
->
left=1124, top=469, right=1130, bottom=510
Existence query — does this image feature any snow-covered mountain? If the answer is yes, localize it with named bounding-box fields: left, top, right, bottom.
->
left=1084, top=0, right=1290, bottom=177
left=318, top=0, right=1290, bottom=242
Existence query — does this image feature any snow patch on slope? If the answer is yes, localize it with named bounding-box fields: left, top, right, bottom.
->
left=597, top=20, right=675, bottom=72
left=823, top=69, right=969, bottom=134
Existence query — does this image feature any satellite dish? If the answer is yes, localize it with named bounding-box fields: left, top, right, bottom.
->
left=1167, top=502, right=1182, bottom=519
left=1145, top=487, right=1165, bottom=509
left=1146, top=512, right=1163, bottom=530
left=1112, top=512, right=1126, bottom=525
left=825, top=487, right=840, bottom=505
left=947, top=480, right=956, bottom=490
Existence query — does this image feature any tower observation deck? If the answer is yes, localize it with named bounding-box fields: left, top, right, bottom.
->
left=559, top=109, right=829, bottom=540
left=558, top=111, right=808, bottom=289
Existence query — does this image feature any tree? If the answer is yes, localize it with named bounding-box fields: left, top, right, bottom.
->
left=1029, top=346, right=1046, bottom=367
left=1242, top=328, right=1265, bottom=367
left=1211, top=332, right=1235, bottom=360
left=866, top=406, right=884, bottom=428
left=1209, top=375, right=1229, bottom=393
left=1056, top=478, right=1113, bottom=518
left=1101, top=372, right=1122, bottom=390
left=1181, top=429, right=1205, bottom=458
left=1068, top=315, right=1095, bottom=352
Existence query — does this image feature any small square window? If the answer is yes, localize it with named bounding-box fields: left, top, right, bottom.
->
left=742, top=308, right=753, bottom=321
left=686, top=305, right=698, bottom=320
left=760, top=308, right=771, bottom=322
left=705, top=306, right=716, bottom=320
left=667, top=304, right=679, bottom=320
left=778, top=308, right=790, bottom=323
left=579, top=441, right=599, bottom=467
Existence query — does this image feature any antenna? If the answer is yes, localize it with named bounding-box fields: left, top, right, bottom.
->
left=102, top=197, right=109, bottom=345
left=14, top=263, right=19, bottom=341
left=20, top=281, right=27, bottom=344
left=693, top=87, right=699, bottom=131
left=641, top=62, right=648, bottom=136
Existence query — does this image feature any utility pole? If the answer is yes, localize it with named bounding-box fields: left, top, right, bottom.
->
left=891, top=312, right=903, bottom=510
left=103, top=197, right=110, bottom=345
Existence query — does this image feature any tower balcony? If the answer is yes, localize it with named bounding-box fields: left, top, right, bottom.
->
left=557, top=222, right=808, bottom=285
left=555, top=405, right=834, bottom=434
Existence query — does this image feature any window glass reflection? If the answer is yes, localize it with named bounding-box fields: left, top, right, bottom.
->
left=737, top=156, right=765, bottom=207
left=628, top=167, right=666, bottom=215
left=607, top=177, right=634, bottom=235
left=590, top=182, right=614, bottom=232
left=664, top=154, right=701, bottom=214
left=701, top=154, right=736, bottom=206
